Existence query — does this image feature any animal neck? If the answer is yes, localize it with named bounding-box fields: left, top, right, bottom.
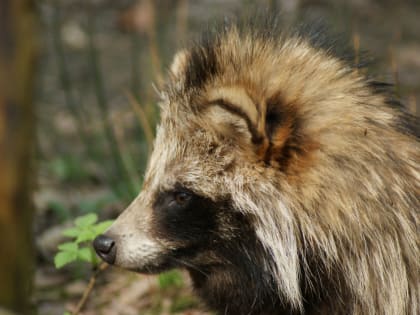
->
left=187, top=255, right=353, bottom=315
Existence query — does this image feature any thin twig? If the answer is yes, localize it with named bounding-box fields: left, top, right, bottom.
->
left=125, top=91, right=155, bottom=157
left=175, top=0, right=189, bottom=46
left=389, top=45, right=400, bottom=97
left=86, top=8, right=137, bottom=199
left=352, top=32, right=360, bottom=71
left=72, top=263, right=109, bottom=315
left=408, top=94, right=417, bottom=115
left=52, top=3, right=94, bottom=156
left=146, top=1, right=163, bottom=86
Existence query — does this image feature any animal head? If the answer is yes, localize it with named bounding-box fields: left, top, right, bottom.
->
left=93, top=20, right=419, bottom=314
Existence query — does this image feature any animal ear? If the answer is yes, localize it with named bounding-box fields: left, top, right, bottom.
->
left=205, top=86, right=270, bottom=156
left=170, top=49, right=189, bottom=78
left=205, top=87, right=297, bottom=163
left=263, top=93, right=296, bottom=164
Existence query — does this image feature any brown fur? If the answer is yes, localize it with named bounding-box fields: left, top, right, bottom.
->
left=100, top=20, right=419, bottom=315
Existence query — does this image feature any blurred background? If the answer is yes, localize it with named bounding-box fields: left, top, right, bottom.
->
left=0, top=0, right=419, bottom=314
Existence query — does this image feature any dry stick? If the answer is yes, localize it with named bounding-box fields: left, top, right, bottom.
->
left=72, top=263, right=109, bottom=315
left=352, top=32, right=360, bottom=73
left=111, top=111, right=142, bottom=187
left=147, top=3, right=163, bottom=87
left=125, top=91, right=155, bottom=157
left=175, top=0, right=189, bottom=46
left=86, top=9, right=137, bottom=199
left=52, top=3, right=93, bottom=156
left=408, top=94, right=417, bottom=115
left=389, top=46, right=400, bottom=97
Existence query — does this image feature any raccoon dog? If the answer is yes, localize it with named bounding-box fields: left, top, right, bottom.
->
left=94, top=18, right=419, bottom=315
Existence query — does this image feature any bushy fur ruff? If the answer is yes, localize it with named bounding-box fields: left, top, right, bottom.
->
left=101, top=18, right=419, bottom=315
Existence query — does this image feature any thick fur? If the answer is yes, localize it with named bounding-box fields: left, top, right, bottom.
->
left=102, top=19, right=419, bottom=315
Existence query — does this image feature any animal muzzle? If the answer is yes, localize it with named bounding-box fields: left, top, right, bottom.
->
left=93, top=234, right=117, bottom=265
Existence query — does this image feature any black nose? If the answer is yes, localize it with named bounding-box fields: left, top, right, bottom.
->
left=93, top=234, right=116, bottom=265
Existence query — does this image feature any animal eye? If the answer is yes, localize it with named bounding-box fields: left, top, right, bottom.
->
left=174, top=191, right=191, bottom=205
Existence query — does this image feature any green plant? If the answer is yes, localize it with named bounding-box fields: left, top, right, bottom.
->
left=50, top=156, right=88, bottom=183
left=170, top=295, right=199, bottom=313
left=48, top=200, right=71, bottom=223
left=54, top=213, right=113, bottom=269
left=158, top=270, right=184, bottom=289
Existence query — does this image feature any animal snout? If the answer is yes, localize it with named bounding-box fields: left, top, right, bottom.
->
left=93, top=234, right=116, bottom=265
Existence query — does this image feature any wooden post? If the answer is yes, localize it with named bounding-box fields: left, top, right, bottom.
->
left=0, top=0, right=37, bottom=313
